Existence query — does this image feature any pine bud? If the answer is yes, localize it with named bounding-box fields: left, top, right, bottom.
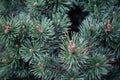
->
left=29, top=49, right=34, bottom=53
left=4, top=24, right=12, bottom=34
left=95, top=63, right=100, bottom=67
left=57, top=19, right=61, bottom=25
left=33, top=2, right=39, bottom=7
left=94, top=4, right=97, bottom=9
left=22, top=25, right=25, bottom=29
left=16, top=44, right=19, bottom=48
left=103, top=55, right=105, bottom=57
left=68, top=40, right=76, bottom=54
left=112, top=11, right=116, bottom=16
left=96, top=14, right=99, bottom=18
left=9, top=55, right=14, bottom=59
left=107, top=19, right=113, bottom=32
left=89, top=24, right=94, bottom=31
left=70, top=78, right=75, bottom=80
left=2, top=59, right=8, bottom=64
left=111, top=26, right=114, bottom=30
left=22, top=26, right=26, bottom=33
left=103, top=22, right=107, bottom=26
left=37, top=24, right=43, bottom=33
left=103, top=22, right=107, bottom=29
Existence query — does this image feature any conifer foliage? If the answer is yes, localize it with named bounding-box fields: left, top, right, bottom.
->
left=0, top=0, right=120, bottom=80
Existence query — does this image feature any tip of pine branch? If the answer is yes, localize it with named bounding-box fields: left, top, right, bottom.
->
left=33, top=2, right=39, bottom=7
